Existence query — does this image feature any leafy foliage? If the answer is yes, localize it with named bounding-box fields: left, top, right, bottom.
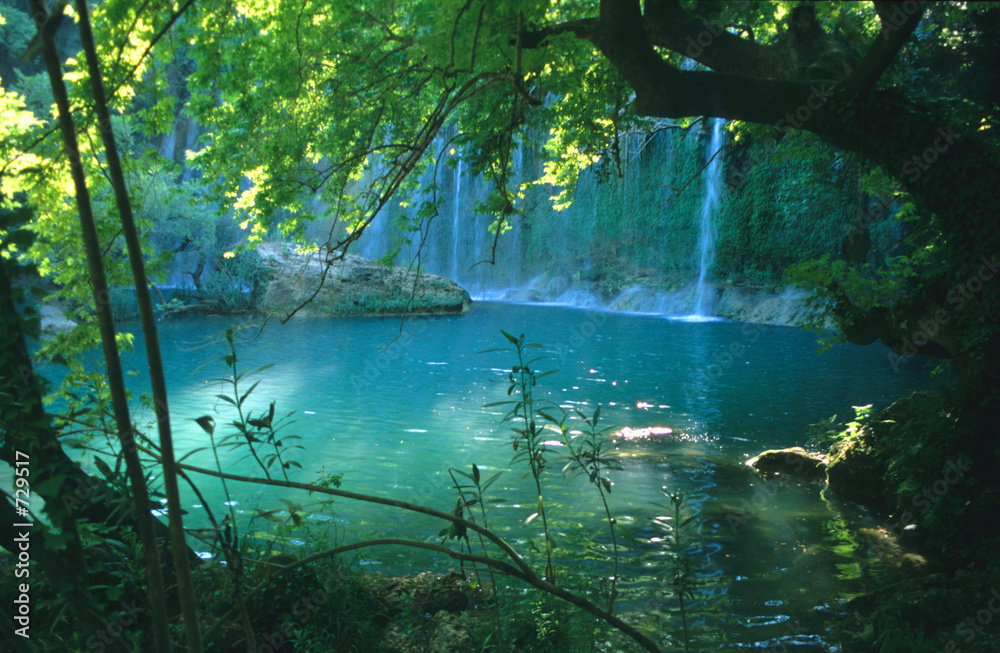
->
left=201, top=327, right=303, bottom=480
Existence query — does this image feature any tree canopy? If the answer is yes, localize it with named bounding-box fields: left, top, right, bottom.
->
left=10, top=1, right=997, bottom=374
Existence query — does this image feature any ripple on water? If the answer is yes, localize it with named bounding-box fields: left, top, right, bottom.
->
left=738, top=614, right=791, bottom=628
left=111, top=303, right=943, bottom=651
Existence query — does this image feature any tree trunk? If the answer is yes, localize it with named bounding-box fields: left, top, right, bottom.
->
left=74, top=0, right=203, bottom=649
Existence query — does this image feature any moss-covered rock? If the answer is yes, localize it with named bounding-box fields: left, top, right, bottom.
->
left=748, top=446, right=827, bottom=480
left=259, top=244, right=472, bottom=317
left=428, top=611, right=475, bottom=653
left=826, top=434, right=885, bottom=507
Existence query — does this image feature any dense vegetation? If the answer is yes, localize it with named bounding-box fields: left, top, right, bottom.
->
left=1, top=0, right=999, bottom=651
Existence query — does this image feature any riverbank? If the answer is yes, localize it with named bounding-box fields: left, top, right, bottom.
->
left=746, top=389, right=1000, bottom=652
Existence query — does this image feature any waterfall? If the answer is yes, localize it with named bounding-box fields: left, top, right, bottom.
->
left=694, top=119, right=724, bottom=316
left=451, top=158, right=462, bottom=282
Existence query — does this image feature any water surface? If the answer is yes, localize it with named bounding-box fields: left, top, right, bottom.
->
left=117, top=301, right=942, bottom=650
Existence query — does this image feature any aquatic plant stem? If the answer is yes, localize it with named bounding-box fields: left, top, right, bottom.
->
left=561, top=411, right=620, bottom=613
left=170, top=456, right=664, bottom=653
left=224, top=342, right=271, bottom=477
left=449, top=468, right=506, bottom=653
left=513, top=340, right=556, bottom=582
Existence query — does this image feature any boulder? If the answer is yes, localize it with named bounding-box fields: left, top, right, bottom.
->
left=748, top=446, right=827, bottom=481
left=825, top=437, right=885, bottom=506
left=258, top=244, right=471, bottom=317
left=39, top=304, right=77, bottom=335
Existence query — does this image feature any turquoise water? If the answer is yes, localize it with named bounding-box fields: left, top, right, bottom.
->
left=113, top=301, right=941, bottom=650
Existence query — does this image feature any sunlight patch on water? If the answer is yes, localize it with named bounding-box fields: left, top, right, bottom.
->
left=669, top=314, right=726, bottom=323
left=104, top=302, right=946, bottom=651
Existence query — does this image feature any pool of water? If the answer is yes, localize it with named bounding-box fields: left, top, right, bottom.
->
left=111, top=301, right=942, bottom=650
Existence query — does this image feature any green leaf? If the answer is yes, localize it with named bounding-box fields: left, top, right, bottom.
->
left=483, top=471, right=503, bottom=491
left=178, top=447, right=209, bottom=462
left=240, top=380, right=261, bottom=405
left=248, top=363, right=275, bottom=377
left=194, top=415, right=216, bottom=435
left=615, top=522, right=637, bottom=546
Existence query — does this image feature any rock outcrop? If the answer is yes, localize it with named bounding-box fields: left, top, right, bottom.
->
left=259, top=244, right=472, bottom=317
left=493, top=272, right=825, bottom=328
left=747, top=446, right=827, bottom=481
left=714, top=286, right=823, bottom=327
left=39, top=304, right=77, bottom=335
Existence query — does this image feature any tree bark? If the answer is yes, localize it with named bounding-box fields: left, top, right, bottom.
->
left=74, top=0, right=202, bottom=649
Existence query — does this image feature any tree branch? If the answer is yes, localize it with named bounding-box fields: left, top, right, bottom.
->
left=838, top=1, right=926, bottom=99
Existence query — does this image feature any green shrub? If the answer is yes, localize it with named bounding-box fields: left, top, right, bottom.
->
left=202, top=250, right=270, bottom=313
left=108, top=285, right=138, bottom=321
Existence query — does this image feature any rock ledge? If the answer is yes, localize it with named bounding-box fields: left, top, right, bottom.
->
left=259, top=245, right=472, bottom=317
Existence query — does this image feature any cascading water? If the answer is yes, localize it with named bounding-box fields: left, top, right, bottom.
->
left=451, top=158, right=463, bottom=282
left=351, top=131, right=523, bottom=294
left=694, top=119, right=724, bottom=316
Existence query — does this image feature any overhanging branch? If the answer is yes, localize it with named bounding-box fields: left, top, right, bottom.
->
left=838, top=1, right=926, bottom=99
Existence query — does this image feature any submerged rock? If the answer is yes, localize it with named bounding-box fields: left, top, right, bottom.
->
left=259, top=244, right=471, bottom=317
left=748, top=446, right=827, bottom=480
